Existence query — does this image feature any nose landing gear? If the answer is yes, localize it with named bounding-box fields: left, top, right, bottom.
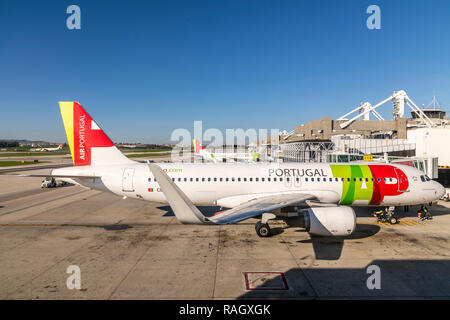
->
left=373, top=206, right=398, bottom=224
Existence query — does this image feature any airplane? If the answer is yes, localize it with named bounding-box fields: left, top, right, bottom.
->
left=21, top=101, right=446, bottom=238
left=193, top=139, right=262, bottom=163
left=30, top=144, right=63, bottom=152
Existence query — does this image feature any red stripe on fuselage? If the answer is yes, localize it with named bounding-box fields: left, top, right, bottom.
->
left=368, top=165, right=409, bottom=205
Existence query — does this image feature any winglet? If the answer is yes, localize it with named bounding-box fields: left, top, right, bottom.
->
left=148, top=163, right=208, bottom=224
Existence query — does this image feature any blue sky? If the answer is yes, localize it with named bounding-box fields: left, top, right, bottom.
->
left=1, top=0, right=449, bottom=143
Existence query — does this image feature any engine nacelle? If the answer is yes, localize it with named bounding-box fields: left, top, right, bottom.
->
left=296, top=206, right=356, bottom=236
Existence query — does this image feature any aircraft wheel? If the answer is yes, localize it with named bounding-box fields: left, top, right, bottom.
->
left=256, top=223, right=271, bottom=237
left=389, top=217, right=398, bottom=224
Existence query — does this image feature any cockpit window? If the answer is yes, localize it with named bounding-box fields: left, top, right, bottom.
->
left=425, top=175, right=431, bottom=181
left=420, top=175, right=426, bottom=182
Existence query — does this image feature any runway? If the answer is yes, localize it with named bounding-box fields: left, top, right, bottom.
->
left=1, top=170, right=450, bottom=299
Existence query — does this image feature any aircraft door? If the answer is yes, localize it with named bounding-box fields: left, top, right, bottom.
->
left=394, top=168, right=408, bottom=192
left=122, top=168, right=135, bottom=192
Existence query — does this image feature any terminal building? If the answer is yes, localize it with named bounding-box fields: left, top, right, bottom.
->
left=264, top=90, right=450, bottom=189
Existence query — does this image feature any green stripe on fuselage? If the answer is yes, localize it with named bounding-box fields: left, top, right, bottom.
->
left=330, top=165, right=374, bottom=205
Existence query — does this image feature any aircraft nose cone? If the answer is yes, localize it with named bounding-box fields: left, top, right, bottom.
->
left=434, top=181, right=446, bottom=198
left=439, top=184, right=446, bottom=198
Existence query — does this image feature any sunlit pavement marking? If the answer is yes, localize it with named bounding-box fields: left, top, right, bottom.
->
left=399, top=218, right=423, bottom=226
left=367, top=218, right=424, bottom=227
left=243, top=272, right=289, bottom=291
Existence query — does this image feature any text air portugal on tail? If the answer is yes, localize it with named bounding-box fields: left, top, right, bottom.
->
left=59, top=101, right=133, bottom=166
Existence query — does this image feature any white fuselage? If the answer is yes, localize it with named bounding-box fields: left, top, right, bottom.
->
left=53, top=162, right=445, bottom=208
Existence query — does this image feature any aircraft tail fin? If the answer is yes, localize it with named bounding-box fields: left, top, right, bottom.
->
left=192, top=139, right=204, bottom=154
left=58, top=101, right=134, bottom=166
left=192, top=139, right=217, bottom=163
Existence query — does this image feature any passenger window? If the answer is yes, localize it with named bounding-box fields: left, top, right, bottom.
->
left=359, top=178, right=362, bottom=182
left=190, top=178, right=193, bottom=182
left=383, top=178, right=387, bottom=182
left=297, top=178, right=300, bottom=183
left=335, top=178, right=339, bottom=182
left=377, top=178, right=381, bottom=182
left=305, top=178, right=308, bottom=182
left=232, top=178, right=235, bottom=182
left=243, top=178, right=247, bottom=182
left=280, top=178, right=283, bottom=182
left=311, top=178, right=314, bottom=182
left=274, top=178, right=277, bottom=182
left=202, top=178, right=205, bottom=182
left=172, top=178, right=175, bottom=182
left=214, top=178, right=217, bottom=182
left=261, top=178, right=264, bottom=182
left=219, top=178, right=223, bottom=182
left=389, top=178, right=393, bottom=182
left=148, top=178, right=152, bottom=182
left=238, top=178, right=241, bottom=182
left=226, top=178, right=229, bottom=182
left=178, top=178, right=181, bottom=182
left=256, top=178, right=259, bottom=182
left=365, top=178, right=368, bottom=182
left=184, top=178, right=187, bottom=182
left=196, top=178, right=199, bottom=182
left=249, top=178, right=252, bottom=182
left=347, top=178, right=350, bottom=182
left=268, top=178, right=271, bottom=182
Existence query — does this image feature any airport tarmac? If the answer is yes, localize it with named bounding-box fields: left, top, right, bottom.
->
left=0, top=169, right=449, bottom=299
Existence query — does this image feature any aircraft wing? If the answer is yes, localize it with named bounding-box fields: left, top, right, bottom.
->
left=149, top=163, right=316, bottom=225
left=207, top=193, right=316, bottom=225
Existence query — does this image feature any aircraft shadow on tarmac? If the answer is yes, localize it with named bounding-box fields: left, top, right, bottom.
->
left=159, top=203, right=450, bottom=219
left=294, top=223, right=380, bottom=260
left=158, top=205, right=225, bottom=217
left=158, top=205, right=381, bottom=261
left=237, top=259, right=450, bottom=299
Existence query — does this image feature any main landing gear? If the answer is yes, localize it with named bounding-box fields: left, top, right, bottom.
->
left=255, top=213, right=276, bottom=237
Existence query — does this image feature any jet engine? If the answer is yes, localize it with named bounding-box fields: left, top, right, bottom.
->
left=294, top=206, right=356, bottom=236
